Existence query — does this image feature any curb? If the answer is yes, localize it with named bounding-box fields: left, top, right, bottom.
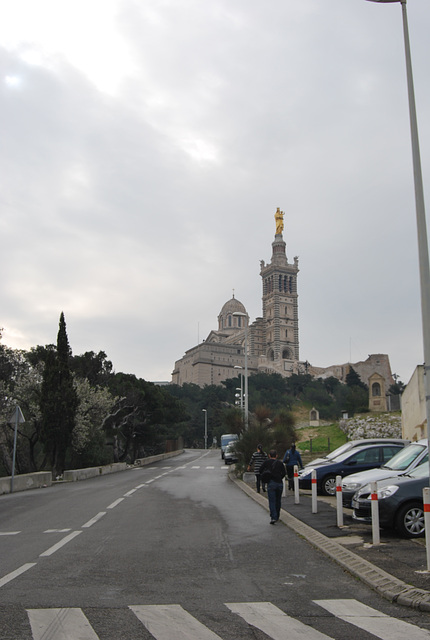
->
left=231, top=475, right=430, bottom=612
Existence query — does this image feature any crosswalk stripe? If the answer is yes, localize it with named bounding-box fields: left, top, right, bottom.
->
left=130, top=604, right=223, bottom=639
left=27, top=608, right=99, bottom=640
left=314, top=599, right=430, bottom=640
left=226, top=601, right=334, bottom=639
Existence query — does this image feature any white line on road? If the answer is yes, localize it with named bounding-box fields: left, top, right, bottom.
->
left=226, top=602, right=334, bottom=640
left=124, top=488, right=138, bottom=496
left=0, top=531, right=20, bottom=535
left=191, top=466, right=200, bottom=469
left=27, top=608, right=99, bottom=640
left=107, top=498, right=125, bottom=509
left=39, top=531, right=82, bottom=557
left=206, top=466, right=215, bottom=469
left=0, top=563, right=36, bottom=588
left=44, top=529, right=72, bottom=533
left=130, top=604, right=223, bottom=639
left=314, top=599, right=430, bottom=640
left=82, top=512, right=106, bottom=528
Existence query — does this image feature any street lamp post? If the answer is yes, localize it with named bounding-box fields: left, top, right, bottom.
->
left=202, top=409, right=208, bottom=450
left=366, top=0, right=430, bottom=563
left=234, top=365, right=244, bottom=420
left=233, top=312, right=249, bottom=429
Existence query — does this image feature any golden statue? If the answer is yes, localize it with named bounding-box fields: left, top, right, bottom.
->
left=275, top=207, right=284, bottom=235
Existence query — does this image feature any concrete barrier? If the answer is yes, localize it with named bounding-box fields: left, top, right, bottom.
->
left=0, top=449, right=186, bottom=492
left=63, top=450, right=185, bottom=481
left=63, top=462, right=128, bottom=482
left=0, top=471, right=52, bottom=495
left=134, top=449, right=184, bottom=466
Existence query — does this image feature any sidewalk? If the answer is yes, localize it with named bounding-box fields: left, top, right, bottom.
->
left=233, top=475, right=430, bottom=612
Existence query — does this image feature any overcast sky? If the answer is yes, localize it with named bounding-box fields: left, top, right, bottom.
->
left=1, top=0, right=430, bottom=385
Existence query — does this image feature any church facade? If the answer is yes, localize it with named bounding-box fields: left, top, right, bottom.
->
left=171, top=209, right=307, bottom=386
left=171, top=209, right=395, bottom=401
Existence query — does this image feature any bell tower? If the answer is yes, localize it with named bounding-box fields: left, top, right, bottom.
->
left=260, top=208, right=300, bottom=373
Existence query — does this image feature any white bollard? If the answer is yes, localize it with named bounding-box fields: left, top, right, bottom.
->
left=370, top=481, right=380, bottom=546
left=311, top=469, right=317, bottom=513
left=423, top=487, right=430, bottom=570
left=294, top=464, right=300, bottom=504
left=336, top=475, right=343, bottom=527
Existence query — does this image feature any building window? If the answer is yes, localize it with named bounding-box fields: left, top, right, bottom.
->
left=372, top=382, right=381, bottom=397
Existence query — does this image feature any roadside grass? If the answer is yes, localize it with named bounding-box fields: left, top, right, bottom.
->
left=295, top=423, right=347, bottom=463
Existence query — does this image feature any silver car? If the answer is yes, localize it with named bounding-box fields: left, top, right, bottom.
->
left=342, top=439, right=428, bottom=508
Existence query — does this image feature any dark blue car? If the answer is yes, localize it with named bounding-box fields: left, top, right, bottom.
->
left=352, top=463, right=429, bottom=538
left=298, top=442, right=405, bottom=496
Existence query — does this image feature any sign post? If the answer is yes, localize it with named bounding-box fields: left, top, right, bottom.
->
left=9, top=406, right=25, bottom=493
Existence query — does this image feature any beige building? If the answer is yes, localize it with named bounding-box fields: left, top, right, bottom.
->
left=172, top=210, right=396, bottom=401
left=172, top=210, right=307, bottom=386
left=402, top=365, right=427, bottom=441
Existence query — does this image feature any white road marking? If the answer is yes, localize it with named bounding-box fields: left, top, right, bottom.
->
left=0, top=563, right=36, bottom=588
left=226, top=602, right=334, bottom=639
left=161, top=466, right=172, bottom=469
left=0, top=531, right=20, bottom=535
left=206, top=466, right=215, bottom=469
left=27, top=608, right=99, bottom=640
left=191, top=466, right=200, bottom=469
left=44, top=529, right=72, bottom=533
left=314, top=599, right=430, bottom=640
left=82, top=512, right=106, bottom=528
left=130, top=604, right=223, bottom=639
left=124, top=488, right=137, bottom=496
left=107, top=498, right=124, bottom=509
left=40, top=531, right=82, bottom=557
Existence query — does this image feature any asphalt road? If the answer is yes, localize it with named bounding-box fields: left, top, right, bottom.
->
left=1, top=449, right=430, bottom=639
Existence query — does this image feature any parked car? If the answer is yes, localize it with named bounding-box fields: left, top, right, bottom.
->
left=304, top=438, right=409, bottom=468
left=224, top=443, right=239, bottom=465
left=221, top=433, right=239, bottom=459
left=299, top=442, right=406, bottom=496
left=352, top=462, right=430, bottom=538
left=342, top=439, right=428, bottom=507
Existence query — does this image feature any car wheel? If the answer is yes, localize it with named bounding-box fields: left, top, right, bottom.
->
left=321, top=474, right=337, bottom=496
left=395, top=501, right=425, bottom=538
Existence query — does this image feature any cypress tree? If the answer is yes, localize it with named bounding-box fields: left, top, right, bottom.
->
left=40, top=313, right=79, bottom=476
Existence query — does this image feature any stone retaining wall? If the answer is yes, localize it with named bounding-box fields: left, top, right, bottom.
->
left=0, top=471, right=52, bottom=495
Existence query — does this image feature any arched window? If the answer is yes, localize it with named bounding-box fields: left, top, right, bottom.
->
left=228, top=315, right=232, bottom=327
left=372, top=382, right=381, bottom=397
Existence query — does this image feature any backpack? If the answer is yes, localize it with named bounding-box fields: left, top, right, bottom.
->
left=260, top=460, right=275, bottom=484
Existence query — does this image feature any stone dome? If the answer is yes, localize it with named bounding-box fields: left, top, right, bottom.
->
left=219, top=296, right=246, bottom=317
left=218, top=296, right=248, bottom=332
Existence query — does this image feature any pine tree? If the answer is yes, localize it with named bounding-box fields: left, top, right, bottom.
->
left=40, top=313, right=79, bottom=477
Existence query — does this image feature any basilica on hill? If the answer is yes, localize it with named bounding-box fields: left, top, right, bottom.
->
left=171, top=208, right=394, bottom=409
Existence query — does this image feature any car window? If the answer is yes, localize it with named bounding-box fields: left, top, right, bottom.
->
left=325, top=443, right=353, bottom=460
left=409, top=460, right=430, bottom=478
left=382, top=446, right=402, bottom=462
left=385, top=443, right=426, bottom=470
left=348, top=448, right=380, bottom=464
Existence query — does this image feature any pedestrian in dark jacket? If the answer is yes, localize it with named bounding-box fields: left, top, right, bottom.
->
left=283, top=443, right=303, bottom=490
left=248, top=444, right=268, bottom=493
left=258, top=450, right=286, bottom=524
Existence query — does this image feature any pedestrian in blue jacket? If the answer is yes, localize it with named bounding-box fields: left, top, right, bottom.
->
left=283, top=443, right=303, bottom=490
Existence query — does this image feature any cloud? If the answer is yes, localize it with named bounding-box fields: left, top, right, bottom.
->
left=0, top=0, right=429, bottom=386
